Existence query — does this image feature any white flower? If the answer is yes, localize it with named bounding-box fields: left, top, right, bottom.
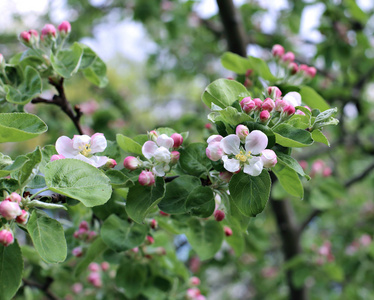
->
left=55, top=133, right=108, bottom=167
left=220, top=130, right=268, bottom=176
left=283, top=92, right=301, bottom=107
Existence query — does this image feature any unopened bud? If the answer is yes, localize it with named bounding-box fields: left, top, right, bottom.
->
left=261, top=98, right=275, bottom=112
left=159, top=211, right=169, bottom=217
left=253, top=98, right=263, bottom=110
left=28, top=29, right=39, bottom=44
left=138, top=171, right=155, bottom=186
left=224, top=226, right=233, bottom=237
left=189, top=276, right=201, bottom=286
left=299, top=64, right=308, bottom=73
left=71, top=283, right=83, bottom=294
left=9, top=192, right=22, bottom=204
left=205, top=123, right=212, bottom=130
left=245, top=69, right=253, bottom=77
left=288, top=62, right=298, bottom=75
left=150, top=219, right=158, bottom=229
left=322, top=167, right=332, bottom=177
left=219, top=171, right=233, bottom=183
left=274, top=99, right=287, bottom=112
left=0, top=229, right=14, bottom=247
left=123, top=156, right=141, bottom=170
left=105, top=158, right=117, bottom=169
left=72, top=247, right=83, bottom=257
left=283, top=105, right=295, bottom=116
left=282, top=52, right=295, bottom=62
left=101, top=261, right=110, bottom=271
left=148, top=130, right=158, bottom=142
left=261, top=149, right=277, bottom=168
left=267, top=86, right=282, bottom=99
left=272, top=44, right=285, bottom=58
left=235, top=125, right=249, bottom=142
left=306, top=66, right=317, bottom=78
left=299, top=160, right=308, bottom=171
left=146, top=235, right=155, bottom=245
left=58, top=21, right=71, bottom=36
left=20, top=31, right=31, bottom=44
left=51, top=154, right=65, bottom=161
left=240, top=97, right=255, bottom=114
left=170, top=151, right=180, bottom=164
left=214, top=209, right=225, bottom=222
left=171, top=133, right=183, bottom=148
left=259, top=110, right=270, bottom=122
left=15, top=210, right=29, bottom=225
left=87, top=272, right=102, bottom=288
left=41, top=24, right=57, bottom=40
left=0, top=200, right=22, bottom=220
left=88, top=262, right=101, bottom=272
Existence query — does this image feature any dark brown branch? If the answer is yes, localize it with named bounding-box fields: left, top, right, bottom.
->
left=22, top=277, right=60, bottom=300
left=31, top=77, right=83, bottom=134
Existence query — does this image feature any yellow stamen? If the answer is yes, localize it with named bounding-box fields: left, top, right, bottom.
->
left=79, top=143, right=92, bottom=157
left=235, top=150, right=251, bottom=162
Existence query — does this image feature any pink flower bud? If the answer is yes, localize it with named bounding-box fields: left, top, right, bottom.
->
left=240, top=97, right=256, bottom=114
left=88, top=231, right=97, bottom=241
left=219, top=171, right=233, bottom=183
left=0, top=200, right=22, bottom=220
left=20, top=31, right=31, bottom=43
left=299, top=160, right=308, bottom=171
left=244, top=78, right=251, bottom=87
left=16, top=210, right=29, bottom=225
left=224, top=226, right=233, bottom=237
left=123, top=156, right=141, bottom=170
left=274, top=99, right=288, bottom=112
left=138, top=171, right=155, bottom=186
left=299, top=64, right=308, bottom=72
left=101, top=261, right=110, bottom=271
left=146, top=235, right=155, bottom=245
left=306, top=66, right=317, bottom=78
left=235, top=125, right=249, bottom=141
left=245, top=69, right=253, bottom=77
left=9, top=192, right=22, bottom=204
left=205, top=123, right=212, bottom=130
left=72, top=247, right=83, bottom=257
left=206, top=142, right=224, bottom=161
left=150, top=219, right=158, bottom=229
left=170, top=151, right=180, bottom=164
left=259, top=110, right=270, bottom=122
left=261, top=98, right=275, bottom=112
left=105, top=158, right=117, bottom=169
left=131, top=247, right=139, bottom=253
left=196, top=295, right=206, bottom=300
left=295, top=110, right=305, bottom=116
left=159, top=211, right=169, bottom=216
left=282, top=52, right=295, bottom=62
left=71, top=283, right=83, bottom=294
left=288, top=62, right=298, bottom=75
left=148, top=130, right=158, bottom=142
left=28, top=29, right=39, bottom=44
left=189, top=276, right=201, bottom=286
left=58, top=21, right=71, bottom=34
left=214, top=210, right=225, bottom=222
left=267, top=86, right=282, bottom=99
left=311, top=160, right=325, bottom=176
left=87, top=272, right=102, bottom=288
left=0, top=229, right=14, bottom=247
left=89, top=263, right=100, bottom=272
left=41, top=24, right=57, bottom=39
left=187, top=288, right=201, bottom=298
left=283, top=105, right=295, bottom=116
left=261, top=149, right=277, bottom=168
left=50, top=154, right=65, bottom=161
left=322, top=167, right=332, bottom=177
left=253, top=98, right=263, bottom=110
left=79, top=220, right=89, bottom=230
left=29, top=29, right=39, bottom=37
left=271, top=44, right=285, bottom=58
left=171, top=133, right=183, bottom=148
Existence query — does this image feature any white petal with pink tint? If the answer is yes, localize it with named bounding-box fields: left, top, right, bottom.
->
left=72, top=135, right=91, bottom=150
left=56, top=136, right=78, bottom=158
left=156, top=134, right=174, bottom=149
left=90, top=133, right=107, bottom=153
left=207, top=135, right=223, bottom=144
left=222, top=155, right=240, bottom=173
left=221, top=135, right=240, bottom=155
left=142, top=141, right=158, bottom=159
left=245, top=131, right=268, bottom=155
left=243, top=157, right=263, bottom=176
left=283, top=92, right=301, bottom=107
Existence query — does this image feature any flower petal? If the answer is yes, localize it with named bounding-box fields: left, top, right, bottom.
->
left=207, top=135, right=223, bottom=144
left=56, top=136, right=78, bottom=158
left=89, top=156, right=109, bottom=168
left=222, top=155, right=240, bottom=173
left=156, top=134, right=174, bottom=149
left=245, top=130, right=268, bottom=155
left=220, top=135, right=240, bottom=155
left=153, top=164, right=165, bottom=177
left=90, top=133, right=107, bottom=153
left=283, top=92, right=301, bottom=107
left=243, top=157, right=263, bottom=176
left=72, top=135, right=91, bottom=150
left=142, top=141, right=158, bottom=159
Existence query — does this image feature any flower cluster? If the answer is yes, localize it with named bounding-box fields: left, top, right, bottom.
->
left=299, top=159, right=332, bottom=178
left=53, top=133, right=115, bottom=168
left=72, top=221, right=97, bottom=257
left=186, top=276, right=205, bottom=300
left=0, top=192, right=29, bottom=247
left=206, top=125, right=277, bottom=176
left=271, top=44, right=317, bottom=81
left=123, top=131, right=184, bottom=186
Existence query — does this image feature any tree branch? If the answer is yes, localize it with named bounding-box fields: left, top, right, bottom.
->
left=31, top=77, right=83, bottom=134
left=22, top=277, right=60, bottom=300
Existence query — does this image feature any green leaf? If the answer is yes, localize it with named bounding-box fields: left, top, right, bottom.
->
left=273, top=124, right=313, bottom=147
left=202, top=78, right=249, bottom=109
left=101, top=214, right=147, bottom=252
left=185, top=186, right=215, bottom=218
left=4, top=66, right=42, bottom=105
left=27, top=210, right=67, bottom=263
left=82, top=54, right=108, bottom=88
left=0, top=113, right=47, bottom=143
left=299, top=86, right=330, bottom=111
left=126, top=177, right=165, bottom=223
left=276, top=152, right=310, bottom=179
left=74, top=237, right=107, bottom=277
left=0, top=155, right=29, bottom=178
left=186, top=219, right=223, bottom=260
left=40, top=145, right=58, bottom=174
left=179, top=143, right=211, bottom=177
left=116, top=134, right=143, bottom=156
left=116, top=257, right=147, bottom=298
left=229, top=170, right=271, bottom=217
left=212, top=106, right=254, bottom=125
left=77, top=44, right=97, bottom=69
left=311, top=129, right=330, bottom=146
left=105, top=169, right=134, bottom=188
left=0, top=178, right=19, bottom=193
left=272, top=163, right=304, bottom=198
left=51, top=42, right=83, bottom=78
left=12, top=147, right=42, bottom=187
left=44, top=159, right=112, bottom=207
left=158, top=175, right=200, bottom=214
left=221, top=52, right=252, bottom=74
left=0, top=240, right=23, bottom=300
left=247, top=56, right=276, bottom=81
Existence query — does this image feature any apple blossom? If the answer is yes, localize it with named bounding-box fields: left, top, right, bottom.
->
left=283, top=105, right=295, bottom=116
left=0, top=229, right=14, bottom=247
left=240, top=97, right=255, bottom=113
left=71, top=283, right=83, bottom=294
left=55, top=133, right=108, bottom=167
left=306, top=66, right=317, bottom=78
left=123, top=156, right=141, bottom=170
left=288, top=62, right=298, bottom=74
left=214, top=209, right=225, bottom=222
left=87, top=272, right=102, bottom=288
left=260, top=110, right=270, bottom=122
left=0, top=200, right=22, bottom=220
left=261, top=149, right=277, bottom=168
left=235, top=125, right=249, bottom=142
left=101, top=261, right=110, bottom=271
left=72, top=247, right=83, bottom=257
left=206, top=135, right=224, bottom=161
left=283, top=92, right=301, bottom=107
left=267, top=86, right=282, bottom=99
left=275, top=99, right=288, bottom=112
left=41, top=24, right=56, bottom=39
left=271, top=44, right=285, bottom=57
left=205, top=123, right=212, bottom=130
left=261, top=98, right=275, bottom=112
left=170, top=151, right=180, bottom=164
left=20, top=31, right=31, bottom=44
left=150, top=219, right=158, bottom=229
left=146, top=235, right=155, bottom=245
left=138, top=171, right=155, bottom=186
left=220, top=130, right=268, bottom=176
left=171, top=133, right=183, bottom=148
left=9, top=192, right=22, bottom=204
left=253, top=98, right=263, bottom=110
left=282, top=51, right=295, bottom=62
left=89, top=262, right=101, bottom=272
left=58, top=21, right=71, bottom=35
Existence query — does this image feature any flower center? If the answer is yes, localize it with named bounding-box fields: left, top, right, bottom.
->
left=79, top=144, right=92, bottom=157
left=235, top=150, right=251, bottom=162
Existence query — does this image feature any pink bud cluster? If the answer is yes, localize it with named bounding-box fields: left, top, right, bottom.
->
left=186, top=287, right=206, bottom=300
left=72, top=221, right=97, bottom=257
left=299, top=159, right=332, bottom=178
left=271, top=44, right=317, bottom=79
left=86, top=262, right=109, bottom=288
left=123, top=131, right=184, bottom=187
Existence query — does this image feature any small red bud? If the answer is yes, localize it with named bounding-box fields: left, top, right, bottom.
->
left=224, top=226, right=233, bottom=237
left=58, top=21, right=71, bottom=34
left=150, top=219, right=158, bottom=229
left=214, top=210, right=225, bottom=222
left=146, top=235, right=155, bottom=245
